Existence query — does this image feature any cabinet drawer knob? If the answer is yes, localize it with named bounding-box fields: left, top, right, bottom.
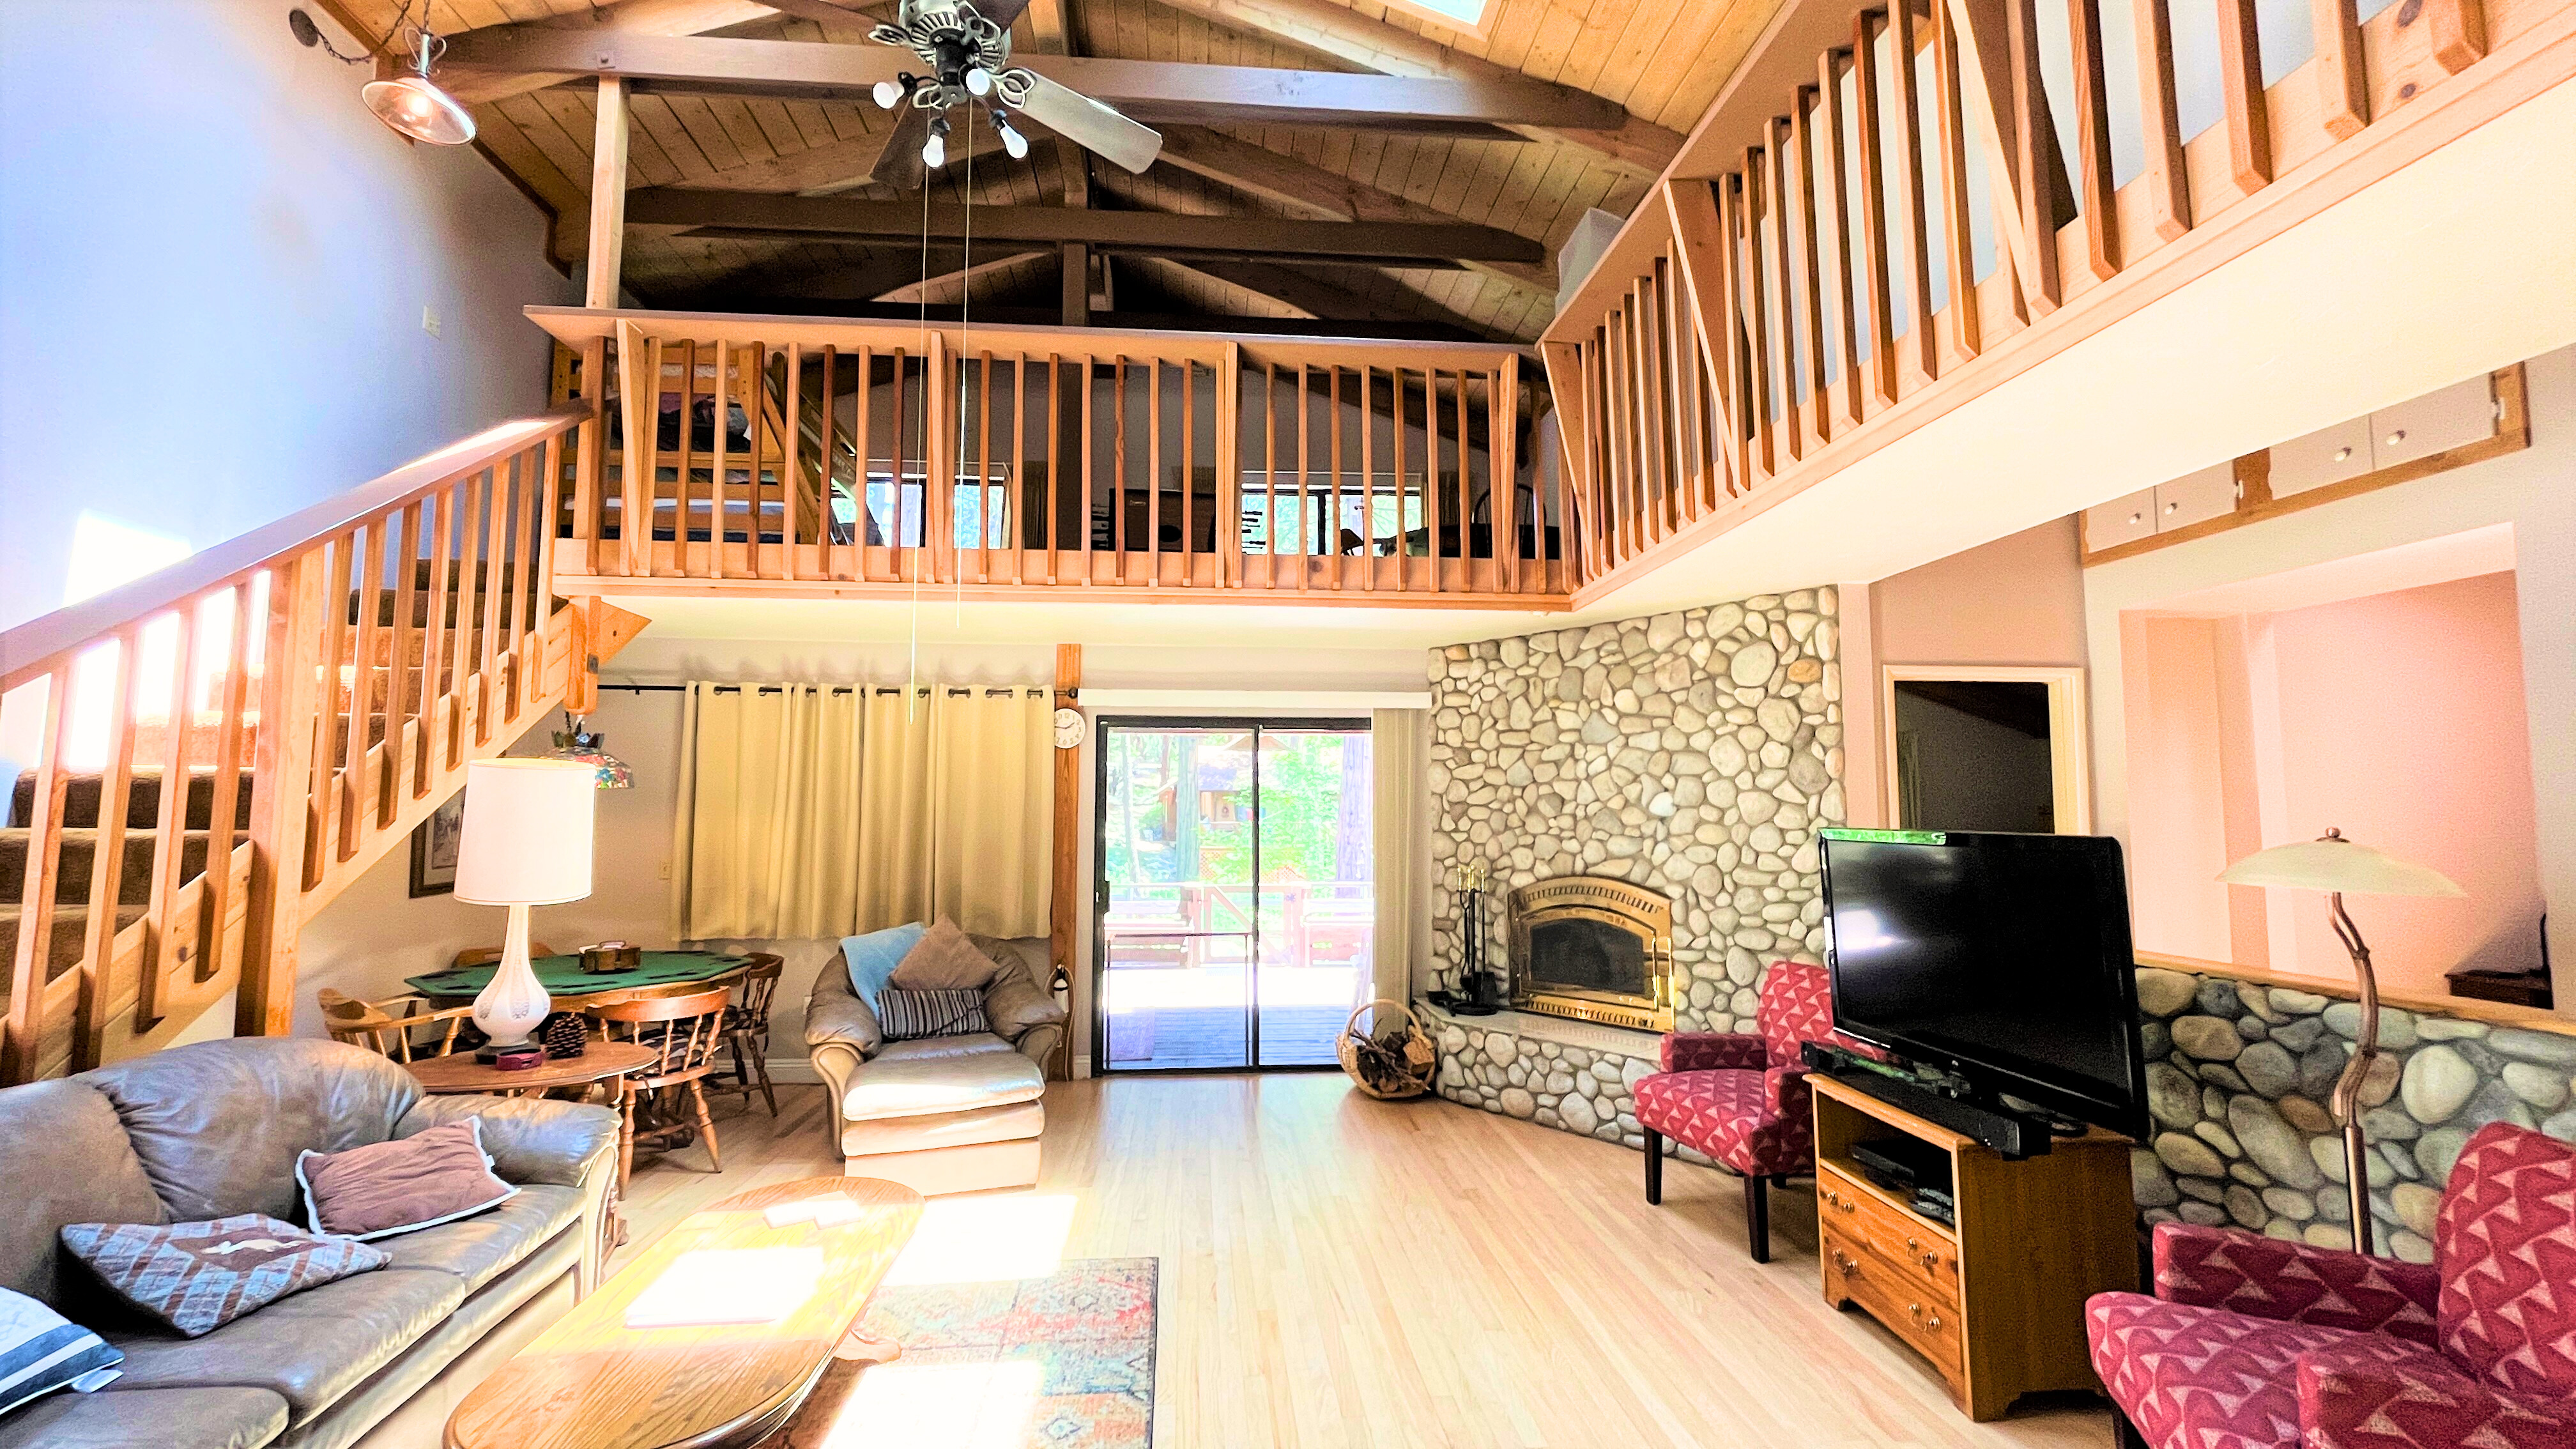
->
left=2334, top=446, right=2353, bottom=462
left=2386, top=429, right=2407, bottom=446
left=1928, top=1314, right=1943, bottom=1330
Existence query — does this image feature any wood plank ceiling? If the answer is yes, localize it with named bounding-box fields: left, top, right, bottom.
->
left=325, top=0, right=1786, bottom=341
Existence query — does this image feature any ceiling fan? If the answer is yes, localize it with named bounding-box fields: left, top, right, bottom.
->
left=864, top=0, right=1162, bottom=185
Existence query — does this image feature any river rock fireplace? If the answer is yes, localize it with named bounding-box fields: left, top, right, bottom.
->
left=1506, top=876, right=1675, bottom=1032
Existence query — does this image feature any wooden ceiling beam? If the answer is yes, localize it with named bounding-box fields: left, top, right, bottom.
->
left=627, top=188, right=1548, bottom=264
left=440, top=0, right=781, bottom=107
left=1149, top=0, right=1683, bottom=179
left=875, top=249, right=1052, bottom=303
left=436, top=29, right=1616, bottom=134
left=1153, top=126, right=1554, bottom=296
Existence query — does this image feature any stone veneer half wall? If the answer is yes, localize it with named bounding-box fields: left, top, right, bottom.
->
left=2133, top=963, right=2576, bottom=1261
left=1427, top=587, right=1844, bottom=1038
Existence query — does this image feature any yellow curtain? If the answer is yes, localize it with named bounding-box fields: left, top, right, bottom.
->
left=668, top=684, right=864, bottom=940
left=854, top=687, right=934, bottom=933
left=930, top=687, right=1054, bottom=937
left=670, top=681, right=1053, bottom=942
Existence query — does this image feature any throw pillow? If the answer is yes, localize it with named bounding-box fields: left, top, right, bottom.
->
left=841, top=921, right=927, bottom=1012
left=890, top=916, right=1000, bottom=992
left=0, top=1286, right=122, bottom=1417
left=877, top=987, right=992, bottom=1041
left=59, top=1215, right=388, bottom=1338
left=295, top=1119, right=518, bottom=1241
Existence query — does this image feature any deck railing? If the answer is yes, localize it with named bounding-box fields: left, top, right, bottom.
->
left=529, top=309, right=1571, bottom=607
left=1544, top=0, right=2572, bottom=597
left=0, top=413, right=584, bottom=1083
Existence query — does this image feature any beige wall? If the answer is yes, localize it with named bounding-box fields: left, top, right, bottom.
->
left=2090, top=346, right=2576, bottom=1009
left=292, top=632, right=1428, bottom=1079
left=1843, top=518, right=2092, bottom=828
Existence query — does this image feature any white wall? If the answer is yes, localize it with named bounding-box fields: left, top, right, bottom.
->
left=2087, top=346, right=2576, bottom=1008
left=0, top=0, right=575, bottom=632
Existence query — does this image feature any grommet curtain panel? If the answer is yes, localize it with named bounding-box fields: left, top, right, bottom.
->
left=669, top=682, right=1053, bottom=942
left=1370, top=708, right=1427, bottom=1006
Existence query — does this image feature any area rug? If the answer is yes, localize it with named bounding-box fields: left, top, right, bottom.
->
left=758, top=1257, right=1158, bottom=1449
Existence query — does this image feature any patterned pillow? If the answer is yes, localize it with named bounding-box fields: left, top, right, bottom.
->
left=295, top=1119, right=518, bottom=1241
left=0, top=1286, right=122, bottom=1417
left=59, top=1215, right=388, bottom=1338
left=877, top=987, right=991, bottom=1041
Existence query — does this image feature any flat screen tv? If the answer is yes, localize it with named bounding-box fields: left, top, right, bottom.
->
left=1818, top=829, right=2147, bottom=1140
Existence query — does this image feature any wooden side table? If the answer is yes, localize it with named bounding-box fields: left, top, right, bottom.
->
left=407, top=1042, right=661, bottom=1252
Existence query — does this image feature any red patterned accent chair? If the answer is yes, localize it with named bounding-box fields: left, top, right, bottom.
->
left=2087, top=1121, right=2576, bottom=1449
left=1632, top=960, right=1864, bottom=1262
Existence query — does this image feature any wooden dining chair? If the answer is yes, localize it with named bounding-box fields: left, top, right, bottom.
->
left=318, top=988, right=475, bottom=1062
left=719, top=957, right=784, bottom=1117
left=452, top=941, right=559, bottom=969
left=586, top=986, right=731, bottom=1186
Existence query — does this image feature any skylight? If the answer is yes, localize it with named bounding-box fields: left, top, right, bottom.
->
left=1392, top=0, right=1494, bottom=37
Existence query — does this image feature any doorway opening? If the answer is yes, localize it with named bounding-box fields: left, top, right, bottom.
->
left=1094, top=717, right=1374, bottom=1071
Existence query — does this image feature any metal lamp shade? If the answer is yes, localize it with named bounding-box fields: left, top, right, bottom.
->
left=363, top=73, right=475, bottom=146
left=454, top=760, right=597, bottom=907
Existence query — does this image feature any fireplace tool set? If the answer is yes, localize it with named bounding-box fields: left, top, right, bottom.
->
left=1429, top=861, right=1505, bottom=1015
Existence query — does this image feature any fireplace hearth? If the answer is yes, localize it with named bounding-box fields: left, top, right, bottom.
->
left=1506, top=876, right=1674, bottom=1032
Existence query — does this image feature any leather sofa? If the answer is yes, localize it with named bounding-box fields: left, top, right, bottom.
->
left=0, top=1037, right=618, bottom=1449
left=806, top=933, right=1068, bottom=1196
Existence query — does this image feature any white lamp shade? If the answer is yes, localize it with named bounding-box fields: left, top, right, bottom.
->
left=2218, top=833, right=2464, bottom=898
left=454, top=760, right=597, bottom=906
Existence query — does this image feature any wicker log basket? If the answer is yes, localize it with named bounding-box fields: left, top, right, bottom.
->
left=1337, top=999, right=1437, bottom=1100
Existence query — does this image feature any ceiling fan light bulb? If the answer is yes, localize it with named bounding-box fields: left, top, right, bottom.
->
left=997, top=119, right=1029, bottom=159
left=873, top=79, right=905, bottom=109
left=923, top=132, right=946, bottom=168
left=965, top=66, right=992, bottom=96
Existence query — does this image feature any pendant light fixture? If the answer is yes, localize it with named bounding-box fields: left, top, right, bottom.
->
left=289, top=4, right=476, bottom=147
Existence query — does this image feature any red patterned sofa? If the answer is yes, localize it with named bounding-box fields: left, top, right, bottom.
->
left=2088, top=1120, right=2576, bottom=1449
left=1634, top=960, right=1860, bottom=1262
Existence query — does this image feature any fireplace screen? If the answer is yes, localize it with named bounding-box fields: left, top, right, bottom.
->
left=1506, top=877, right=1674, bottom=1031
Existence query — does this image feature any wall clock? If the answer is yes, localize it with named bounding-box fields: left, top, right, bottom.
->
left=1053, top=705, right=1084, bottom=749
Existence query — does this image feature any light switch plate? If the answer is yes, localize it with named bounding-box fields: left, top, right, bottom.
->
left=420, top=306, right=441, bottom=337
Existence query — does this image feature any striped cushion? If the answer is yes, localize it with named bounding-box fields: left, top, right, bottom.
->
left=0, top=1286, right=122, bottom=1418
left=877, top=987, right=991, bottom=1041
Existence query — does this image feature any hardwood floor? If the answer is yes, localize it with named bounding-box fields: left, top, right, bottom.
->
left=615, top=1075, right=2114, bottom=1449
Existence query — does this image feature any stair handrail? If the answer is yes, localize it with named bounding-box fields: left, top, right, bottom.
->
left=0, top=406, right=588, bottom=693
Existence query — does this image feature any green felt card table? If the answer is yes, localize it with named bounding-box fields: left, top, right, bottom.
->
left=403, top=949, right=778, bottom=1011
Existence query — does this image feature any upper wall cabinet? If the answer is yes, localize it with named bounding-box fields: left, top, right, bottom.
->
left=2269, top=417, right=2376, bottom=500
left=2082, top=367, right=2527, bottom=565
left=2156, top=463, right=2239, bottom=531
left=2085, top=489, right=2158, bottom=550
left=2370, top=375, right=2503, bottom=472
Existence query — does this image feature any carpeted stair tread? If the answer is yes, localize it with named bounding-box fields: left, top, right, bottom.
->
left=8, top=770, right=256, bottom=833
left=0, top=829, right=247, bottom=905
left=0, top=903, right=151, bottom=984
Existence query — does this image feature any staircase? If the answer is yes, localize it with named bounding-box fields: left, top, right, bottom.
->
left=0, top=410, right=643, bottom=1085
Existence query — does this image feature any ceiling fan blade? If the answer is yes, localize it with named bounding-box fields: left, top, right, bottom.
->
left=1009, top=72, right=1162, bottom=174
left=870, top=105, right=935, bottom=192
left=979, top=0, right=1037, bottom=27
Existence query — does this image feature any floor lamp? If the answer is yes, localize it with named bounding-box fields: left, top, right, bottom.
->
left=454, top=759, right=597, bottom=1057
left=2218, top=829, right=2462, bottom=1254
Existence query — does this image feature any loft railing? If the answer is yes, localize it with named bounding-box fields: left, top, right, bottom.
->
left=528, top=309, right=1571, bottom=606
left=0, top=413, right=585, bottom=1084
left=1544, top=0, right=2573, bottom=597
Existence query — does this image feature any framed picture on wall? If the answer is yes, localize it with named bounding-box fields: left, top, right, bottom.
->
left=409, top=793, right=466, bottom=898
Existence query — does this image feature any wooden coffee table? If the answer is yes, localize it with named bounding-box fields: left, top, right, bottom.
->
left=445, top=1177, right=924, bottom=1449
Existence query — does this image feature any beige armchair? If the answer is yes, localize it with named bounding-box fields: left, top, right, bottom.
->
left=805, top=933, right=1068, bottom=1195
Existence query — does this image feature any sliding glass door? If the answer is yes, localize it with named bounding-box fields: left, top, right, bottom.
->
left=1094, top=719, right=1373, bottom=1072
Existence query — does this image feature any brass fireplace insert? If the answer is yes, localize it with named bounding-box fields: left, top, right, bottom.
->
left=1505, top=876, right=1675, bottom=1032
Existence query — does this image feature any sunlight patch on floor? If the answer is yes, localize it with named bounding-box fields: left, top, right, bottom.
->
left=806, top=1360, right=1043, bottom=1448
left=881, top=1192, right=1077, bottom=1287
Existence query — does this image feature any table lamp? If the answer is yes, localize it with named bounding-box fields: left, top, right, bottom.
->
left=454, top=759, right=597, bottom=1056
left=2218, top=828, right=2462, bottom=1254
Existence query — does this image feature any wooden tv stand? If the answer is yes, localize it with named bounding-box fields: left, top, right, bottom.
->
left=1809, top=1074, right=2137, bottom=1420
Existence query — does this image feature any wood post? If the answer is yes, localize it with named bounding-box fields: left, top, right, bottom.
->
left=239, top=551, right=327, bottom=1038
left=586, top=77, right=630, bottom=311
left=1048, top=643, right=1083, bottom=1080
